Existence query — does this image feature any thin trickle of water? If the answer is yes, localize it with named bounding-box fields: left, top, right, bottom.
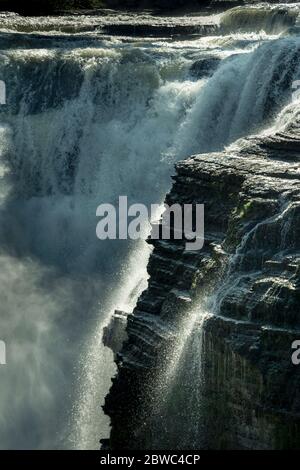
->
left=149, top=308, right=212, bottom=450
left=209, top=198, right=295, bottom=318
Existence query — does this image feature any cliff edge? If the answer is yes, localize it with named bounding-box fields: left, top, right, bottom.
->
left=104, top=108, right=300, bottom=449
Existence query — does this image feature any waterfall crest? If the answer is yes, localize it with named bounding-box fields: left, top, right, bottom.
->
left=220, top=5, right=298, bottom=34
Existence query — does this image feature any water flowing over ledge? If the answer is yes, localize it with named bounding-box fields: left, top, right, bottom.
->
left=0, top=2, right=300, bottom=450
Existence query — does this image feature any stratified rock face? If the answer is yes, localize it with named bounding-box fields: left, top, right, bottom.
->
left=104, top=113, right=300, bottom=450
left=103, top=310, right=128, bottom=357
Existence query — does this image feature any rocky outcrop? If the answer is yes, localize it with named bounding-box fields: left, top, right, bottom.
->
left=190, top=57, right=221, bottom=79
left=0, top=0, right=207, bottom=15
left=103, top=310, right=128, bottom=357
left=104, top=112, right=300, bottom=449
left=101, top=22, right=217, bottom=37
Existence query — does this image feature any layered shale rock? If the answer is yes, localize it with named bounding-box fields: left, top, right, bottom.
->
left=103, top=310, right=128, bottom=357
left=104, top=114, right=300, bottom=449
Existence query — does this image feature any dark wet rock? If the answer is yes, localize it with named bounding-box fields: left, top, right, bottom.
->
left=0, top=0, right=249, bottom=16
left=101, top=22, right=217, bottom=37
left=104, top=114, right=300, bottom=449
left=189, top=56, right=221, bottom=79
left=103, top=310, right=129, bottom=357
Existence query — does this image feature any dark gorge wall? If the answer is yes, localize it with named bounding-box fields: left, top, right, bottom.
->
left=0, top=1, right=105, bottom=15
left=0, top=0, right=191, bottom=14
left=0, top=0, right=287, bottom=15
left=0, top=0, right=238, bottom=14
left=104, top=115, right=300, bottom=450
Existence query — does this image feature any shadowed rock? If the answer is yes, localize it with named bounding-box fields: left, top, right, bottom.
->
left=103, top=310, right=129, bottom=356
left=104, top=111, right=300, bottom=450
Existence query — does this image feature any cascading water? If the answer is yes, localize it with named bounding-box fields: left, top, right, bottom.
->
left=0, top=4, right=300, bottom=450
left=220, top=4, right=298, bottom=34
left=0, top=42, right=202, bottom=449
left=149, top=306, right=212, bottom=450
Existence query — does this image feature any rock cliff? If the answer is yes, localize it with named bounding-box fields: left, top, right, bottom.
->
left=104, top=111, right=300, bottom=449
left=0, top=0, right=254, bottom=15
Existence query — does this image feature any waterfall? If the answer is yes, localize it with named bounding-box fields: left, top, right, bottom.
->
left=0, top=39, right=206, bottom=449
left=70, top=239, right=150, bottom=449
left=220, top=5, right=298, bottom=34
left=172, top=37, right=300, bottom=157
left=0, top=5, right=300, bottom=449
left=150, top=308, right=212, bottom=450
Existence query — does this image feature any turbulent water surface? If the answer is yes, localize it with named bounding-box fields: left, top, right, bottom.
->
left=0, top=2, right=300, bottom=449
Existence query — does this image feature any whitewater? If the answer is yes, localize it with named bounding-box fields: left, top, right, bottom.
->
left=0, top=2, right=300, bottom=449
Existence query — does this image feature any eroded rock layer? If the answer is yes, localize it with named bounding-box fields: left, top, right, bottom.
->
left=104, top=114, right=300, bottom=450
